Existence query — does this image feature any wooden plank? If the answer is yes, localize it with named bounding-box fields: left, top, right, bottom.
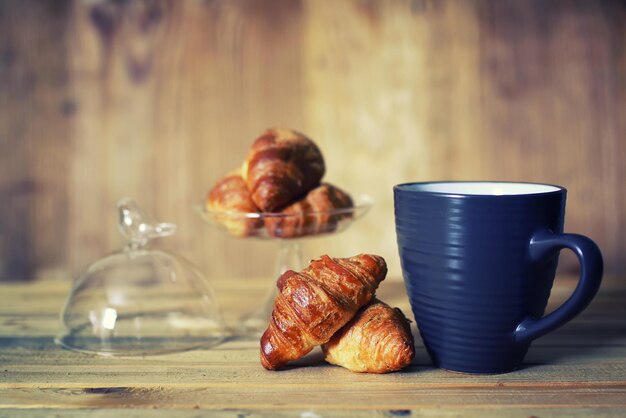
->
left=3, top=275, right=617, bottom=309
left=2, top=385, right=626, bottom=410
left=2, top=356, right=626, bottom=386
left=6, top=273, right=623, bottom=296
left=1, top=409, right=625, bottom=418
left=299, top=0, right=626, bottom=278
left=67, top=0, right=176, bottom=273
left=0, top=278, right=413, bottom=316
left=1, top=408, right=625, bottom=418
left=66, top=0, right=305, bottom=280
left=301, top=0, right=489, bottom=272
left=0, top=0, right=72, bottom=281
left=0, top=335, right=624, bottom=366
left=3, top=277, right=623, bottom=325
left=477, top=0, right=626, bottom=275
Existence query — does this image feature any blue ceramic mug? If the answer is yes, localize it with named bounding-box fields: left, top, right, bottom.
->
left=394, top=181, right=603, bottom=374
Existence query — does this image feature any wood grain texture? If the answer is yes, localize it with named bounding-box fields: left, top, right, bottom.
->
left=0, top=0, right=72, bottom=281
left=65, top=0, right=307, bottom=280
left=0, top=407, right=619, bottom=418
left=0, top=410, right=624, bottom=418
left=0, top=0, right=624, bottom=281
left=0, top=277, right=625, bottom=416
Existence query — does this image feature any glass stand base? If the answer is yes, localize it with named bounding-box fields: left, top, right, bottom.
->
left=238, top=240, right=303, bottom=337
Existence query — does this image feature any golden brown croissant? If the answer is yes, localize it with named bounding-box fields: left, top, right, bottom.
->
left=206, top=173, right=261, bottom=237
left=265, top=183, right=353, bottom=238
left=260, top=254, right=387, bottom=370
left=322, top=299, right=415, bottom=373
left=243, top=128, right=325, bottom=212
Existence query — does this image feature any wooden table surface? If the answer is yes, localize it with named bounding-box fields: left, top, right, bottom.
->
left=1, top=276, right=625, bottom=417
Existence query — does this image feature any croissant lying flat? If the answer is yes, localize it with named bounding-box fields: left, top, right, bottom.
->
left=265, top=183, right=353, bottom=238
left=243, top=128, right=325, bottom=212
left=322, top=299, right=415, bottom=373
left=260, top=254, right=387, bottom=370
left=206, top=173, right=261, bottom=236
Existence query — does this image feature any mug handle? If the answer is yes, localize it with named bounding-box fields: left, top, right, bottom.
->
left=513, top=230, right=603, bottom=343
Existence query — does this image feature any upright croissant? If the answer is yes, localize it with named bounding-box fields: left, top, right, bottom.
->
left=260, top=254, right=387, bottom=370
left=265, top=183, right=353, bottom=238
left=243, top=128, right=325, bottom=212
left=206, top=173, right=261, bottom=236
left=322, top=299, right=415, bottom=373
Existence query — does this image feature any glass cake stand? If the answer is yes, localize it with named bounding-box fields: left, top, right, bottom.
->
left=196, top=194, right=374, bottom=336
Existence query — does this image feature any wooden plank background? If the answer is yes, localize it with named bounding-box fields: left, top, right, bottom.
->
left=0, top=0, right=625, bottom=282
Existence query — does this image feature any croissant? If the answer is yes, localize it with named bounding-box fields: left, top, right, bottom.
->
left=322, top=299, right=415, bottom=373
left=265, top=183, right=353, bottom=238
left=243, top=128, right=325, bottom=212
left=260, top=254, right=387, bottom=370
left=206, top=173, right=261, bottom=237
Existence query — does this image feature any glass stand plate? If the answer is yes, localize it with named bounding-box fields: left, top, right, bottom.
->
left=196, top=194, right=374, bottom=337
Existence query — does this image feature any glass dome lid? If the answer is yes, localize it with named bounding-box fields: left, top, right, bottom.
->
left=56, top=198, right=226, bottom=356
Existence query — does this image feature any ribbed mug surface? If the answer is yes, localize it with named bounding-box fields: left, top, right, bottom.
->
left=394, top=182, right=565, bottom=373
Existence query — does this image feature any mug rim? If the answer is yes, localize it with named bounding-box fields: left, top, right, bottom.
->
left=394, top=181, right=566, bottom=198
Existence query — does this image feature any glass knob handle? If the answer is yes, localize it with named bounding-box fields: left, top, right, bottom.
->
left=117, top=197, right=177, bottom=249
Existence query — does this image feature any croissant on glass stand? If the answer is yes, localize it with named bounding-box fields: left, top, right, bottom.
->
left=265, top=183, right=353, bottom=238
left=206, top=173, right=261, bottom=237
left=243, top=128, right=326, bottom=212
left=260, top=254, right=387, bottom=370
left=322, top=299, right=415, bottom=373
